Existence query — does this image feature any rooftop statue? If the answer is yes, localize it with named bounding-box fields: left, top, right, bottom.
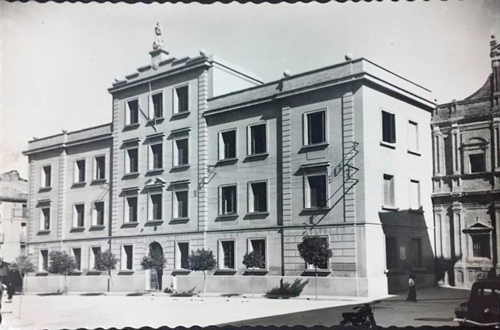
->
left=152, top=22, right=164, bottom=51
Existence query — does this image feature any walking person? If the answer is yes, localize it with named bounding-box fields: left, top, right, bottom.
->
left=0, top=281, right=6, bottom=324
left=407, top=274, right=417, bottom=302
left=6, top=281, right=15, bottom=303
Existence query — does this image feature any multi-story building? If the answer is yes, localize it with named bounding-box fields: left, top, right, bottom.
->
left=432, top=35, right=500, bottom=288
left=0, top=170, right=28, bottom=263
left=23, top=24, right=435, bottom=296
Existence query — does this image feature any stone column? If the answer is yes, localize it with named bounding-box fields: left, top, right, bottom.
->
left=434, top=207, right=443, bottom=259
left=432, top=127, right=443, bottom=175
left=452, top=202, right=463, bottom=260
left=495, top=204, right=500, bottom=270
left=451, top=124, right=461, bottom=175
left=493, top=117, right=500, bottom=172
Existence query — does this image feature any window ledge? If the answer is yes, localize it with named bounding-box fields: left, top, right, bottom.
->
left=69, top=271, right=83, bottom=276
left=409, top=208, right=424, bottom=214
left=245, top=153, right=269, bottom=160
left=301, top=142, right=329, bottom=150
left=70, top=227, right=85, bottom=233
left=380, top=141, right=396, bottom=149
left=172, top=269, right=191, bottom=275
left=37, top=230, right=51, bottom=235
left=72, top=182, right=86, bottom=188
left=407, top=150, right=421, bottom=156
left=382, top=206, right=399, bottom=211
left=118, top=270, right=134, bottom=275
left=123, top=123, right=140, bottom=130
left=171, top=164, right=190, bottom=170
left=244, top=212, right=270, bottom=220
left=91, top=179, right=107, bottom=185
left=123, top=172, right=140, bottom=179
left=172, top=111, right=190, bottom=119
left=121, top=222, right=139, bottom=228
left=148, top=117, right=165, bottom=123
left=214, top=269, right=237, bottom=275
left=244, top=268, right=268, bottom=275
left=89, top=225, right=105, bottom=231
left=301, top=269, right=331, bottom=276
left=217, top=158, right=238, bottom=165
left=39, top=187, right=52, bottom=192
left=246, top=211, right=270, bottom=216
left=35, top=272, right=49, bottom=276
left=86, top=270, right=102, bottom=276
left=146, top=168, right=164, bottom=175
left=300, top=207, right=331, bottom=215
left=145, top=220, right=164, bottom=226
left=216, top=214, right=239, bottom=221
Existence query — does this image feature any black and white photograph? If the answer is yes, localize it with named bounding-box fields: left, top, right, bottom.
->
left=0, top=0, right=500, bottom=328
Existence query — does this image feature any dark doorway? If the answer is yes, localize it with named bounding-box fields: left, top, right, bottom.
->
left=149, top=242, right=164, bottom=290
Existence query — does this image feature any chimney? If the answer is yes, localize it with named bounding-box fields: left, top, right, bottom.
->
left=149, top=22, right=170, bottom=70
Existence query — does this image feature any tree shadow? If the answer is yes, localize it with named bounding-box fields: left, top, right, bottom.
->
left=264, top=279, right=309, bottom=299
left=171, top=286, right=197, bottom=297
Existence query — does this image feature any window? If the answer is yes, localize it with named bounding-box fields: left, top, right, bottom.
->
left=219, top=130, right=236, bottom=160
left=470, top=153, right=485, bottom=173
left=74, top=160, right=86, bottom=183
left=40, top=250, right=49, bottom=272
left=125, top=197, right=138, bottom=223
left=408, top=121, right=419, bottom=153
left=410, top=239, right=422, bottom=268
left=148, top=193, right=162, bottom=221
left=220, top=185, right=237, bottom=215
left=383, top=174, right=395, bottom=207
left=173, top=190, right=188, bottom=219
left=22, top=203, right=28, bottom=218
left=93, top=201, right=105, bottom=226
left=176, top=242, right=190, bottom=269
left=174, top=85, right=189, bottom=114
left=149, top=143, right=163, bottom=170
left=304, top=110, right=326, bottom=145
left=150, top=93, right=163, bottom=119
left=472, top=235, right=490, bottom=258
left=385, top=237, right=397, bottom=269
left=249, top=239, right=266, bottom=268
left=248, top=181, right=267, bottom=213
left=306, top=237, right=329, bottom=270
left=409, top=180, right=420, bottom=209
left=382, top=110, right=396, bottom=144
left=174, top=138, right=189, bottom=166
left=94, top=156, right=105, bottom=180
left=305, top=174, right=327, bottom=209
left=126, top=99, right=139, bottom=125
left=73, top=204, right=85, bottom=228
left=90, top=247, right=101, bottom=270
left=126, top=148, right=139, bottom=173
left=73, top=248, right=82, bottom=271
left=220, top=240, right=235, bottom=269
left=41, top=207, right=50, bottom=230
left=41, top=166, right=51, bottom=188
left=248, top=123, right=267, bottom=155
left=121, top=245, right=133, bottom=270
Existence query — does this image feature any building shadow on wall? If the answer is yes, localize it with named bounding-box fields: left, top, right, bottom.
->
left=264, top=279, right=309, bottom=299
left=379, top=208, right=437, bottom=292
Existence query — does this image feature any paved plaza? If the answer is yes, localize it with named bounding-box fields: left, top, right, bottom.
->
left=0, top=286, right=470, bottom=329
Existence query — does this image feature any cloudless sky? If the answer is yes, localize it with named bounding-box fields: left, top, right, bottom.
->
left=1, top=0, right=500, bottom=178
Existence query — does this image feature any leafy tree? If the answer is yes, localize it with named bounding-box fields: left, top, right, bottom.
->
left=48, top=251, right=77, bottom=294
left=297, top=236, right=332, bottom=301
left=94, top=250, right=118, bottom=292
left=10, top=255, right=35, bottom=318
left=242, top=251, right=265, bottom=297
left=141, top=246, right=167, bottom=290
left=188, top=249, right=216, bottom=294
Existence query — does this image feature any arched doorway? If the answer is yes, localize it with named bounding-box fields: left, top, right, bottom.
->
left=149, top=242, right=164, bottom=290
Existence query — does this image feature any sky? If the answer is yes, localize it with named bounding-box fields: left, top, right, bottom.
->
left=1, top=0, right=500, bottom=179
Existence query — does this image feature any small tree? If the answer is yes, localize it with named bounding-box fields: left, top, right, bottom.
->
left=141, top=247, right=167, bottom=290
left=242, top=251, right=265, bottom=297
left=297, top=236, right=332, bottom=301
left=48, top=251, right=76, bottom=294
left=94, top=250, right=118, bottom=292
left=188, top=249, right=216, bottom=294
left=10, top=255, right=35, bottom=318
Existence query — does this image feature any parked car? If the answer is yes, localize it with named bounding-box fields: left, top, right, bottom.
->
left=454, top=279, right=500, bottom=327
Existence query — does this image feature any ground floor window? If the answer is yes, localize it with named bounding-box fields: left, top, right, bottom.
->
left=385, top=237, right=397, bottom=269
left=248, top=238, right=266, bottom=268
left=472, top=234, right=490, bottom=258
left=72, top=248, right=82, bottom=271
left=219, top=240, right=235, bottom=269
left=90, top=247, right=101, bottom=270
left=40, top=250, right=49, bottom=271
left=410, top=238, right=422, bottom=268
left=306, top=236, right=329, bottom=270
left=176, top=242, right=190, bottom=269
left=121, top=245, right=133, bottom=270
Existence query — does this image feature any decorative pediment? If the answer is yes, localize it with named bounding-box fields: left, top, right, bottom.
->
left=463, top=221, right=493, bottom=234
left=145, top=178, right=166, bottom=188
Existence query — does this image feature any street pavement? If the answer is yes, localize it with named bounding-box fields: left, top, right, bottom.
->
left=224, top=286, right=472, bottom=327
left=0, top=286, right=470, bottom=329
